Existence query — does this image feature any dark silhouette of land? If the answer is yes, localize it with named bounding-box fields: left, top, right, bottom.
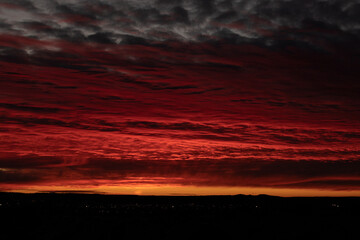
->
left=0, top=192, right=358, bottom=239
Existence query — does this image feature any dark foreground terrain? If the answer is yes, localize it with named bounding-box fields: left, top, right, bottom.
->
left=0, top=192, right=359, bottom=239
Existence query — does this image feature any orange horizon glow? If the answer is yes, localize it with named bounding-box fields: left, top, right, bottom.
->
left=3, top=185, right=360, bottom=197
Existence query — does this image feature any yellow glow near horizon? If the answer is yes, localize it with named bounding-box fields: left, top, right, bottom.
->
left=4, top=185, right=360, bottom=197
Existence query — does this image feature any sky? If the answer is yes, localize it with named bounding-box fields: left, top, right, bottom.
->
left=0, top=0, right=360, bottom=196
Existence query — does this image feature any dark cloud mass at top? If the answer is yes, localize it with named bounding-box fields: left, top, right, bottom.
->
left=0, top=0, right=359, bottom=46
left=0, top=0, right=359, bottom=194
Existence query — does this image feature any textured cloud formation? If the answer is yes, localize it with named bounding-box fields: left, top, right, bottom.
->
left=0, top=0, right=359, bottom=45
left=0, top=0, right=359, bottom=194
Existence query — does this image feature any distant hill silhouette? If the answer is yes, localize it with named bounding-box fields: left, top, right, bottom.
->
left=0, top=192, right=358, bottom=239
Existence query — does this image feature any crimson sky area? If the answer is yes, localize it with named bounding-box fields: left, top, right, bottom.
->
left=0, top=0, right=360, bottom=196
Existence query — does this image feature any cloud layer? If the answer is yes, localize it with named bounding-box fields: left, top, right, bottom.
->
left=0, top=0, right=359, bottom=194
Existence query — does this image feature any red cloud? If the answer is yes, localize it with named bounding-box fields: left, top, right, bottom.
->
left=0, top=31, right=360, bottom=194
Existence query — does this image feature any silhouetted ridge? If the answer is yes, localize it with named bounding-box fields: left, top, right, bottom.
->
left=0, top=192, right=358, bottom=239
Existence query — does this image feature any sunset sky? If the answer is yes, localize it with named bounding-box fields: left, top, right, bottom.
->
left=0, top=0, right=360, bottom=196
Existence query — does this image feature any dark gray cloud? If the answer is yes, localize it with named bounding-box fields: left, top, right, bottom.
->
left=0, top=153, right=64, bottom=168
left=1, top=155, right=359, bottom=189
left=0, top=0, right=359, bottom=49
left=0, top=102, right=60, bottom=113
left=0, top=170, right=42, bottom=184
